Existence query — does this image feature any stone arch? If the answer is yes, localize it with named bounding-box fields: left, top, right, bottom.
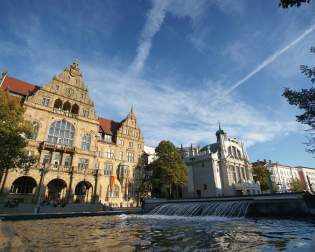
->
left=71, top=104, right=79, bottom=115
left=74, top=180, right=93, bottom=203
left=10, top=176, right=37, bottom=194
left=53, top=98, right=63, bottom=110
left=63, top=101, right=71, bottom=112
left=47, top=178, right=67, bottom=201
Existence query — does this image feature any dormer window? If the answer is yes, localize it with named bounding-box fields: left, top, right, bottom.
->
left=104, top=134, right=112, bottom=143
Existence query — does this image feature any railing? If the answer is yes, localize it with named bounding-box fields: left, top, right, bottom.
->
left=41, top=142, right=75, bottom=153
left=33, top=165, right=97, bottom=176
left=52, top=107, right=78, bottom=118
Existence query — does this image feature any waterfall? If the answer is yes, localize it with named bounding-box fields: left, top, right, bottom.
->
left=149, top=201, right=250, bottom=217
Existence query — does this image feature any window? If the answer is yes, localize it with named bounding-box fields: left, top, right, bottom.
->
left=64, top=155, right=72, bottom=168
left=124, top=128, right=129, bottom=135
left=42, top=97, right=50, bottom=107
left=203, top=184, right=207, bottom=190
left=119, top=139, right=124, bottom=145
left=83, top=109, right=89, bottom=118
left=81, top=134, right=91, bottom=150
left=47, top=120, right=75, bottom=146
left=138, top=144, right=141, bottom=149
left=104, top=134, right=112, bottom=143
left=129, top=142, right=133, bottom=148
left=43, top=152, right=50, bottom=164
left=127, top=152, right=134, bottom=162
left=78, top=159, right=89, bottom=170
left=106, top=150, right=114, bottom=159
left=113, top=184, right=119, bottom=197
left=53, top=152, right=61, bottom=168
left=104, top=163, right=113, bottom=176
left=32, top=122, right=39, bottom=140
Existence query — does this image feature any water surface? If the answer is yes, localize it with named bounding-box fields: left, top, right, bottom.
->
left=9, top=215, right=315, bottom=251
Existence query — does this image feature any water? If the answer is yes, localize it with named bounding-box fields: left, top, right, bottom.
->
left=150, top=201, right=250, bottom=217
left=7, top=215, right=315, bottom=251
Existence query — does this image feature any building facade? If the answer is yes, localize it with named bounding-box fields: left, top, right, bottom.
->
left=257, top=160, right=315, bottom=193
left=180, top=127, right=261, bottom=198
left=0, top=62, right=144, bottom=207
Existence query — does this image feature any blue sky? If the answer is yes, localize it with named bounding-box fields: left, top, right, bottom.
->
left=1, top=0, right=315, bottom=167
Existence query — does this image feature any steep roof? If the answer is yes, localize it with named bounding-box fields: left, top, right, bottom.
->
left=98, top=117, right=121, bottom=135
left=1, top=75, right=39, bottom=96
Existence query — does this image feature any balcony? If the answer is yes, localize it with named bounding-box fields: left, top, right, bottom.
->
left=52, top=107, right=78, bottom=118
left=41, top=141, right=75, bottom=153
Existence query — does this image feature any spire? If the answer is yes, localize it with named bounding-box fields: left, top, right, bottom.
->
left=218, top=121, right=221, bottom=131
left=130, top=104, right=134, bottom=113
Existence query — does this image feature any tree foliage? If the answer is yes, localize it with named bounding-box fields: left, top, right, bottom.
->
left=148, top=140, right=187, bottom=198
left=252, top=164, right=270, bottom=192
left=0, top=89, right=37, bottom=172
left=283, top=47, right=315, bottom=153
left=279, top=0, right=311, bottom=8
left=289, top=178, right=307, bottom=192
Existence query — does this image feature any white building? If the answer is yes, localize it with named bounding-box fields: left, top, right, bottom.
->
left=259, top=161, right=315, bottom=193
left=143, top=145, right=156, bottom=165
left=266, top=162, right=300, bottom=193
left=296, top=166, right=315, bottom=193
left=180, top=127, right=261, bottom=198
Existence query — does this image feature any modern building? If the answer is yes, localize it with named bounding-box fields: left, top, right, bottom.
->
left=180, top=126, right=261, bottom=198
left=296, top=166, right=315, bottom=193
left=0, top=62, right=144, bottom=207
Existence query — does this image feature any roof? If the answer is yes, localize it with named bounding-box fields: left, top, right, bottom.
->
left=1, top=75, right=39, bottom=96
left=98, top=117, right=121, bottom=135
left=200, top=143, right=219, bottom=153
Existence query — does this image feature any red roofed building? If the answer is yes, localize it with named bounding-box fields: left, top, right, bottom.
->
left=0, top=63, right=144, bottom=207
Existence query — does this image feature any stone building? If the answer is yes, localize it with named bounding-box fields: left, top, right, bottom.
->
left=0, top=62, right=144, bottom=207
left=180, top=126, right=261, bottom=198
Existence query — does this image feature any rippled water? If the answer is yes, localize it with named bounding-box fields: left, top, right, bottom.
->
left=8, top=215, right=315, bottom=251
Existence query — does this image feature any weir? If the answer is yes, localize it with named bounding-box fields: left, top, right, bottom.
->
left=144, top=192, right=315, bottom=218
left=150, top=201, right=250, bottom=217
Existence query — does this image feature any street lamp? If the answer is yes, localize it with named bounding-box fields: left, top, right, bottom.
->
left=34, top=163, right=48, bottom=214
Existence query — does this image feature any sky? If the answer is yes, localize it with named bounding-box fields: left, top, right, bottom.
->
left=0, top=0, right=315, bottom=167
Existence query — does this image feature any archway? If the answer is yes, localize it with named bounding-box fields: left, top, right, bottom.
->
left=63, top=101, right=71, bottom=112
left=75, top=181, right=93, bottom=203
left=10, top=176, right=37, bottom=194
left=71, top=104, right=79, bottom=115
left=47, top=178, right=67, bottom=201
left=53, top=99, right=63, bottom=110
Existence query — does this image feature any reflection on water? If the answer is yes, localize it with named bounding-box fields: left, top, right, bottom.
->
left=9, top=215, right=315, bottom=251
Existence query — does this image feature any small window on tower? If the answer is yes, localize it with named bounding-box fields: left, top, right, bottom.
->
left=203, top=184, right=207, bottom=190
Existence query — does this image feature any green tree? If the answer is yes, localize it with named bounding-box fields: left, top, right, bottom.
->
left=0, top=89, right=37, bottom=191
left=279, top=0, right=311, bottom=8
left=283, top=47, right=315, bottom=154
left=148, top=140, right=187, bottom=198
left=252, top=164, right=270, bottom=192
left=289, top=178, right=307, bottom=192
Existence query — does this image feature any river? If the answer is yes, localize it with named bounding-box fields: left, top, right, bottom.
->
left=6, top=215, right=315, bottom=251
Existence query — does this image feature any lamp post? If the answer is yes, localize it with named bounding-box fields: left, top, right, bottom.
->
left=34, top=164, right=48, bottom=214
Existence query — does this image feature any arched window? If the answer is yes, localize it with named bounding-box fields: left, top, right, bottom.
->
left=71, top=104, right=79, bottom=115
left=53, top=99, right=63, bottom=110
left=63, top=101, right=71, bottom=112
left=228, top=146, right=232, bottom=157
left=81, top=134, right=91, bottom=150
left=11, top=176, right=37, bottom=194
left=237, top=149, right=242, bottom=160
left=32, top=121, right=39, bottom=140
left=47, top=120, right=75, bottom=146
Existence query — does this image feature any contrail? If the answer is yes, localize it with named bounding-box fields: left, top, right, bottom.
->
left=222, top=22, right=315, bottom=97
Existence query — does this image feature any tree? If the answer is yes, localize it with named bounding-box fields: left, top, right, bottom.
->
left=0, top=89, right=37, bottom=177
left=279, top=0, right=311, bottom=8
left=252, top=164, right=270, bottom=192
left=283, top=47, right=315, bottom=154
left=148, top=140, right=187, bottom=198
left=289, top=178, right=307, bottom=192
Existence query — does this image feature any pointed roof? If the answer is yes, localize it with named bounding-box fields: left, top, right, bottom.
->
left=98, top=117, right=121, bottom=135
left=1, top=75, right=39, bottom=96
